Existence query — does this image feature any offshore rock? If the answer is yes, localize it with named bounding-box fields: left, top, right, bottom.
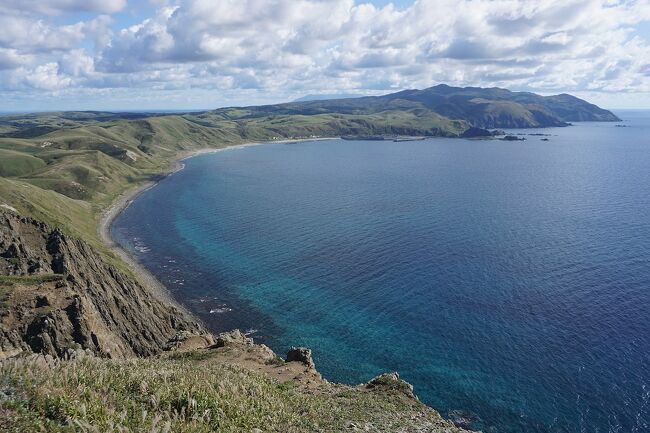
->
left=500, top=135, right=526, bottom=141
left=460, top=126, right=493, bottom=138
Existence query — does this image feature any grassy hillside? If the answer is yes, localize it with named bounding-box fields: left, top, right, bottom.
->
left=0, top=117, right=213, bottom=239
left=0, top=86, right=611, bottom=432
left=227, top=84, right=619, bottom=128
left=0, top=85, right=618, bottom=273
left=0, top=345, right=469, bottom=433
left=0, top=105, right=476, bottom=244
left=0, top=149, right=46, bottom=177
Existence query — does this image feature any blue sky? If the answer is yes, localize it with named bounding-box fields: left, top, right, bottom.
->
left=1, top=0, right=649, bottom=111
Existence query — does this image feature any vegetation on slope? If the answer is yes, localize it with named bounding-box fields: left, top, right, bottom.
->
left=0, top=343, right=470, bottom=433
left=0, top=85, right=618, bottom=250
left=0, top=85, right=617, bottom=432
left=220, top=84, right=620, bottom=128
left=0, top=150, right=46, bottom=177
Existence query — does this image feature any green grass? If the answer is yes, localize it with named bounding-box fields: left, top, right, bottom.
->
left=0, top=108, right=475, bottom=433
left=0, top=274, right=63, bottom=286
left=0, top=353, right=438, bottom=433
left=25, top=151, right=142, bottom=201
left=0, top=108, right=479, bottom=284
left=0, top=149, right=46, bottom=177
left=0, top=108, right=471, bottom=277
left=0, top=275, right=63, bottom=308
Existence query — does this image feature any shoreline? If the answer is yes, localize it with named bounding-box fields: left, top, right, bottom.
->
left=97, top=137, right=337, bottom=311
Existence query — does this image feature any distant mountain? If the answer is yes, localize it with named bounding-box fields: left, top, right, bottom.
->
left=241, top=84, right=620, bottom=129
left=293, top=93, right=365, bottom=102
left=0, top=84, right=620, bottom=144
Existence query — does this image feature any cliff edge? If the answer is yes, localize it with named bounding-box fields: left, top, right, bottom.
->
left=0, top=211, right=211, bottom=359
left=1, top=329, right=474, bottom=432
left=0, top=211, right=475, bottom=432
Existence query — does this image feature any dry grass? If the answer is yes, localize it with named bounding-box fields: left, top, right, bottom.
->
left=0, top=351, right=461, bottom=433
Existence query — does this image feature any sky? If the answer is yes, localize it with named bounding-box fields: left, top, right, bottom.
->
left=1, top=0, right=649, bottom=111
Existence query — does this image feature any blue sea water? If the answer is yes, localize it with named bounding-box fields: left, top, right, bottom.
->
left=113, top=111, right=650, bottom=433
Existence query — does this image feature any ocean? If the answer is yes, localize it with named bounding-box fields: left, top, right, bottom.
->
left=112, top=110, right=650, bottom=433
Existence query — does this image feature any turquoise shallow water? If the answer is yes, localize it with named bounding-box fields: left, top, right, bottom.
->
left=113, top=111, right=650, bottom=433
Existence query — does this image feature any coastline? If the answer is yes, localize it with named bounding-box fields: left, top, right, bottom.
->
left=97, top=137, right=337, bottom=312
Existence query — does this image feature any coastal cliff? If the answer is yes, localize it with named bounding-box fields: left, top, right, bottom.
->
left=0, top=210, right=473, bottom=432
left=1, top=328, right=473, bottom=432
left=0, top=85, right=619, bottom=431
left=0, top=211, right=210, bottom=359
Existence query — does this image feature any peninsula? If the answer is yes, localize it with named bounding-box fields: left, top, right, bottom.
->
left=0, top=85, right=618, bottom=431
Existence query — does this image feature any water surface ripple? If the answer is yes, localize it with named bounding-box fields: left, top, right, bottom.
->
left=113, top=111, right=650, bottom=433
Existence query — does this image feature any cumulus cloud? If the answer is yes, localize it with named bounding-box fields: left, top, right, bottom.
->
left=0, top=0, right=126, bottom=15
left=1, top=0, right=650, bottom=106
left=0, top=48, right=31, bottom=70
left=0, top=14, right=112, bottom=54
left=30, top=63, right=73, bottom=89
left=94, top=0, right=650, bottom=94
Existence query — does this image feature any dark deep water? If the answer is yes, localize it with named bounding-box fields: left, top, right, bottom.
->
left=113, top=111, right=650, bottom=433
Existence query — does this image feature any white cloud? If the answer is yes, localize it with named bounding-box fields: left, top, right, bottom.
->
left=0, top=48, right=32, bottom=70
left=0, top=15, right=85, bottom=52
left=19, top=62, right=72, bottom=90
left=0, top=0, right=126, bottom=15
left=2, top=0, right=650, bottom=107
left=0, top=14, right=112, bottom=54
left=59, top=49, right=95, bottom=77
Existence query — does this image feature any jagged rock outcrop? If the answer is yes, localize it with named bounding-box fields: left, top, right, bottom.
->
left=0, top=211, right=210, bottom=359
left=208, top=329, right=278, bottom=365
left=286, top=346, right=316, bottom=370
left=366, top=372, right=416, bottom=399
left=214, top=329, right=254, bottom=348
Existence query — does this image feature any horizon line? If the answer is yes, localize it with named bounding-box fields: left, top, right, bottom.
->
left=2, top=107, right=650, bottom=116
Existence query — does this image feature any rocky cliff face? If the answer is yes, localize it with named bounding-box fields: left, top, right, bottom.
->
left=0, top=211, right=211, bottom=359
left=0, top=211, right=478, bottom=432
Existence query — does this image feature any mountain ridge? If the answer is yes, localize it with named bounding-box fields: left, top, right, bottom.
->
left=235, top=84, right=619, bottom=129
left=0, top=84, right=621, bottom=432
left=0, top=84, right=619, bottom=141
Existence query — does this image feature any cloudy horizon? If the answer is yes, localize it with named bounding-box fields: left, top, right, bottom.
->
left=1, top=0, right=649, bottom=112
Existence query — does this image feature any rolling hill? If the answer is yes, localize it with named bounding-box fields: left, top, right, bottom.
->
left=0, top=84, right=620, bottom=432
left=0, top=84, right=620, bottom=246
left=235, top=84, right=620, bottom=128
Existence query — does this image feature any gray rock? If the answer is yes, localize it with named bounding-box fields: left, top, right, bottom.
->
left=366, top=372, right=415, bottom=399
left=214, top=329, right=254, bottom=348
left=286, top=346, right=315, bottom=369
left=0, top=211, right=210, bottom=359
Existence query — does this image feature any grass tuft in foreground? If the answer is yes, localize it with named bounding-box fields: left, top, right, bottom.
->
left=0, top=351, right=461, bottom=433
